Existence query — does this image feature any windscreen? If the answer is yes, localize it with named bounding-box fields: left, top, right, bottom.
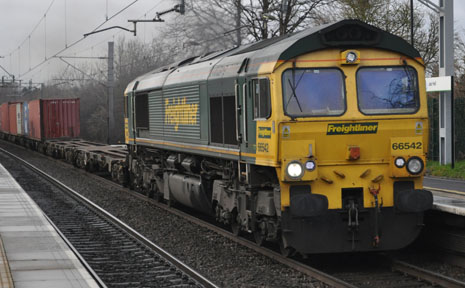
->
left=282, top=68, right=345, bottom=117
left=357, top=66, right=419, bottom=114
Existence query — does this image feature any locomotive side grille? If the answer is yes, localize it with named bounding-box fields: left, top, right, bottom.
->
left=320, top=23, right=381, bottom=46
left=162, top=84, right=200, bottom=140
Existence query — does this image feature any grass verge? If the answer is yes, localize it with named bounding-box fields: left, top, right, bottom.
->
left=427, top=160, right=465, bottom=180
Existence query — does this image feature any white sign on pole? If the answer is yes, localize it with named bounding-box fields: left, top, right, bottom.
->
left=425, top=76, right=452, bottom=92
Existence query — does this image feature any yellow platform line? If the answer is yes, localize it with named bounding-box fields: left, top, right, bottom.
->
left=0, top=235, right=14, bottom=288
left=424, top=186, right=465, bottom=196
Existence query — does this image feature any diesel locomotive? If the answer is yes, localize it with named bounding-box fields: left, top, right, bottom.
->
left=124, top=20, right=433, bottom=255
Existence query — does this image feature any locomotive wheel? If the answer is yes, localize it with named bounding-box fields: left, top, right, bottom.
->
left=231, top=212, right=241, bottom=236
left=155, top=191, right=164, bottom=202
left=253, top=230, right=265, bottom=246
left=279, top=236, right=295, bottom=258
left=128, top=172, right=136, bottom=190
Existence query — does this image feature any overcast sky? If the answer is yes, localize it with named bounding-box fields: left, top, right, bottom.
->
left=0, top=0, right=174, bottom=84
left=0, top=0, right=464, bottom=85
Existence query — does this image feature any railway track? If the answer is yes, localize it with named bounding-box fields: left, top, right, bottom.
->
left=0, top=147, right=217, bottom=288
left=326, top=255, right=465, bottom=288
left=3, top=143, right=465, bottom=288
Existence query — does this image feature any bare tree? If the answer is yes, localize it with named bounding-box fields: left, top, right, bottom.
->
left=315, top=0, right=439, bottom=74
left=238, top=0, right=330, bottom=40
left=161, top=0, right=238, bottom=58
left=162, top=0, right=331, bottom=58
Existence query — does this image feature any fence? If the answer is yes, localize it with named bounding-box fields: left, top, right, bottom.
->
left=428, top=96, right=465, bottom=161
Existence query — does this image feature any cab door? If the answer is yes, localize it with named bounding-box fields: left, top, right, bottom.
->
left=235, top=69, right=256, bottom=184
left=235, top=60, right=256, bottom=155
left=125, top=81, right=139, bottom=144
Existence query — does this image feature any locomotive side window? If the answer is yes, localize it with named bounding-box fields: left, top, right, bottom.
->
left=253, top=78, right=271, bottom=119
left=357, top=66, right=419, bottom=114
left=210, top=97, right=223, bottom=144
left=282, top=68, right=345, bottom=117
left=209, top=95, right=237, bottom=145
left=135, top=93, right=149, bottom=129
left=223, top=95, right=237, bottom=145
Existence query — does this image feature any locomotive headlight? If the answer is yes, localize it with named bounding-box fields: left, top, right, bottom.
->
left=305, top=160, right=316, bottom=171
left=394, top=157, right=406, bottom=168
left=287, top=161, right=304, bottom=179
left=346, top=51, right=358, bottom=63
left=406, top=157, right=424, bottom=175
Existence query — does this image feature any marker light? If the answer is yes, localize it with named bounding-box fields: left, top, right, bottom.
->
left=346, top=51, right=358, bottom=63
left=287, top=161, right=303, bottom=179
left=406, top=157, right=424, bottom=175
left=305, top=160, right=316, bottom=171
left=394, top=157, right=406, bottom=168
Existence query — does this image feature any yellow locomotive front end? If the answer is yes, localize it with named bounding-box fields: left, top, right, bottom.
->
left=272, top=47, right=432, bottom=253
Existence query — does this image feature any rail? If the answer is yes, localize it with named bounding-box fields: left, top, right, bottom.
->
left=0, top=147, right=218, bottom=288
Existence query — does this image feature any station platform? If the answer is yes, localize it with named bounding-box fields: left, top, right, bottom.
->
left=0, top=163, right=100, bottom=288
left=424, top=176, right=465, bottom=216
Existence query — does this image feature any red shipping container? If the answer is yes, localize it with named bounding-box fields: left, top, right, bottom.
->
left=0, top=103, right=9, bottom=133
left=8, top=102, right=23, bottom=135
left=28, top=98, right=80, bottom=140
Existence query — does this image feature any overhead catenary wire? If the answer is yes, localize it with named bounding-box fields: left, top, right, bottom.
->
left=28, top=36, right=31, bottom=70
left=3, top=0, right=57, bottom=81
left=19, top=0, right=142, bottom=79
left=44, top=14, right=47, bottom=60
left=62, top=1, right=164, bottom=58
left=14, top=0, right=174, bottom=84
left=5, top=0, right=57, bottom=57
left=65, top=0, right=68, bottom=47
left=0, top=64, right=14, bottom=77
left=56, top=57, right=106, bottom=86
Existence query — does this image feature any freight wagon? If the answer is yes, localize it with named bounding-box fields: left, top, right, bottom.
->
left=26, top=98, right=81, bottom=140
left=0, top=103, right=9, bottom=133
left=0, top=98, right=127, bottom=182
left=0, top=98, right=79, bottom=146
left=8, top=102, right=23, bottom=135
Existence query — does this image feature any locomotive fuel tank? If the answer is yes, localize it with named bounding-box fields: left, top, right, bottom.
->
left=164, top=173, right=211, bottom=213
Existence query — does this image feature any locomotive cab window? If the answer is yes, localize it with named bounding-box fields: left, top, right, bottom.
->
left=357, top=66, right=419, bottom=114
left=282, top=68, right=345, bottom=117
left=252, top=78, right=271, bottom=119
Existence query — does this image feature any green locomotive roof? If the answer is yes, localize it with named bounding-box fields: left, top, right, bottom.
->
left=127, top=19, right=422, bottom=93
left=232, top=19, right=420, bottom=61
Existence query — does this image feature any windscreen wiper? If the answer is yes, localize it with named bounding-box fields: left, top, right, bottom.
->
left=285, top=62, right=304, bottom=113
left=402, top=60, right=413, bottom=93
left=286, top=79, right=303, bottom=113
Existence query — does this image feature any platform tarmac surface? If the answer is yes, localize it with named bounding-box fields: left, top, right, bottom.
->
left=424, top=176, right=465, bottom=194
left=0, top=163, right=99, bottom=288
left=424, top=176, right=465, bottom=216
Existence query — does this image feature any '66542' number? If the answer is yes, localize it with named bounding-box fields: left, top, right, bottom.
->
left=392, top=142, right=422, bottom=150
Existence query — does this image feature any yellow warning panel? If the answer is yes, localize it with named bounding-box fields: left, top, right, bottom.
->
left=415, top=121, right=424, bottom=135
left=282, top=126, right=290, bottom=138
left=124, top=118, right=129, bottom=143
